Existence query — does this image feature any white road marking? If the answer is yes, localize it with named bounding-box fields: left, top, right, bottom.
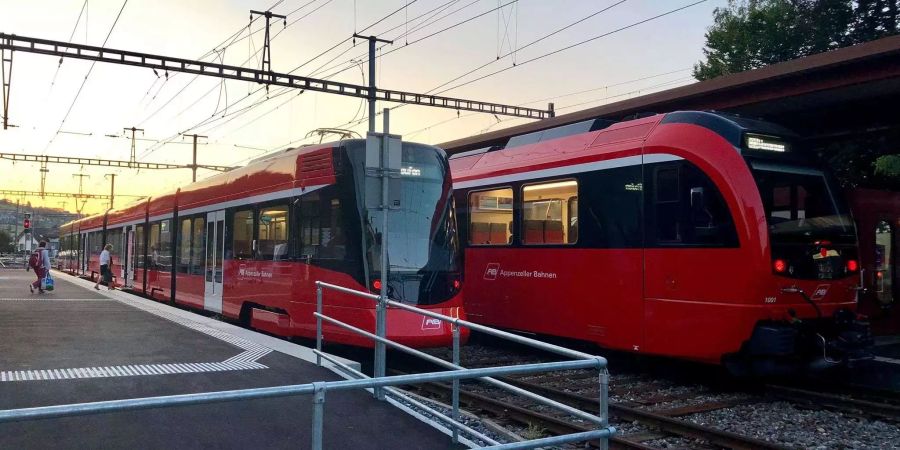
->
left=0, top=277, right=274, bottom=382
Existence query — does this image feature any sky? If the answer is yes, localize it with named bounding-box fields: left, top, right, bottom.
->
left=0, top=0, right=724, bottom=214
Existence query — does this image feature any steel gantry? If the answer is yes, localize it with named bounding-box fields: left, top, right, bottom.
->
left=0, top=152, right=236, bottom=171
left=0, top=189, right=142, bottom=200
left=0, top=33, right=554, bottom=121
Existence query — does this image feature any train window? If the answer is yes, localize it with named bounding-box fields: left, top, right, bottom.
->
left=149, top=223, right=160, bottom=269
left=158, top=220, right=172, bottom=271
left=468, top=188, right=513, bottom=245
left=258, top=205, right=289, bottom=261
left=646, top=161, right=737, bottom=247
left=178, top=218, right=192, bottom=274
left=232, top=209, right=254, bottom=259
left=521, top=180, right=578, bottom=245
left=107, top=228, right=123, bottom=262
left=300, top=191, right=346, bottom=260
left=191, top=218, right=205, bottom=275
left=135, top=225, right=145, bottom=269
left=875, top=220, right=894, bottom=305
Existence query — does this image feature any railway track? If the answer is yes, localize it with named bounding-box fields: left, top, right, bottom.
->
left=396, top=369, right=788, bottom=449
left=403, top=344, right=900, bottom=449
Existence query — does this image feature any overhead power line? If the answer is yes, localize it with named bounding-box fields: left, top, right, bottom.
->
left=45, top=0, right=129, bottom=152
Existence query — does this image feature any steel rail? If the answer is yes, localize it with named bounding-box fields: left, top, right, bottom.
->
left=765, top=384, right=900, bottom=422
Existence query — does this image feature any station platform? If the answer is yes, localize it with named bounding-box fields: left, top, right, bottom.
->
left=0, top=269, right=464, bottom=449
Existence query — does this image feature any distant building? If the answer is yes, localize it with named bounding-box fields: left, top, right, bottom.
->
left=15, top=232, right=39, bottom=252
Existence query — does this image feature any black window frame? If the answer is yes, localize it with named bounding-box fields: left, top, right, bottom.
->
left=519, top=178, right=579, bottom=247
left=467, top=186, right=515, bottom=247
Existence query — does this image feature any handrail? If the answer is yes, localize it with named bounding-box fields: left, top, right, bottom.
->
left=314, top=280, right=613, bottom=449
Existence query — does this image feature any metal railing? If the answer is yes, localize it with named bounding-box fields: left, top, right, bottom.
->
left=0, top=279, right=614, bottom=449
left=315, top=280, right=614, bottom=449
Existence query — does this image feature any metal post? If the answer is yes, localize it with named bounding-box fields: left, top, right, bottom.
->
left=311, top=383, right=326, bottom=450
left=598, top=367, right=610, bottom=450
left=451, top=325, right=461, bottom=444
left=105, top=174, right=116, bottom=209
left=1, top=47, right=11, bottom=130
left=373, top=109, right=390, bottom=401
left=192, top=137, right=198, bottom=182
left=316, top=285, right=323, bottom=367
left=352, top=34, right=393, bottom=133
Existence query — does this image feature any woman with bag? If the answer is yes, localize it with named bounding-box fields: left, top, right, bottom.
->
left=28, top=241, right=52, bottom=294
left=94, top=244, right=116, bottom=291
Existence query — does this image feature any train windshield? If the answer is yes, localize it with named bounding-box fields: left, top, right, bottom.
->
left=347, top=141, right=461, bottom=305
left=752, top=162, right=855, bottom=243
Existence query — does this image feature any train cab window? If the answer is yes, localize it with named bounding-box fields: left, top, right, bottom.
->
left=178, top=219, right=192, bottom=274
left=468, top=188, right=514, bottom=245
left=232, top=209, right=254, bottom=259
left=647, top=162, right=737, bottom=247
left=135, top=225, right=145, bottom=269
left=258, top=205, right=289, bottom=261
left=191, top=218, right=205, bottom=275
left=521, top=180, right=578, bottom=245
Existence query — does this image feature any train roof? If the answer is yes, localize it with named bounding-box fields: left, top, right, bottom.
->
left=59, top=140, right=344, bottom=230
left=449, top=110, right=798, bottom=184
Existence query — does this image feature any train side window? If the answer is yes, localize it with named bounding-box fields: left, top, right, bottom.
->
left=191, top=218, right=206, bottom=275
left=232, top=209, right=254, bottom=260
left=258, top=204, right=289, bottom=261
left=135, top=225, right=145, bottom=269
left=158, top=220, right=172, bottom=271
left=875, top=220, right=894, bottom=305
left=148, top=223, right=160, bottom=269
left=521, top=180, right=578, bottom=245
left=178, top=218, right=192, bottom=274
left=468, top=188, right=514, bottom=245
left=300, top=190, right=346, bottom=261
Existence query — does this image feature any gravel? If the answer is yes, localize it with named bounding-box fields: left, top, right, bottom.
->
left=685, top=401, right=900, bottom=449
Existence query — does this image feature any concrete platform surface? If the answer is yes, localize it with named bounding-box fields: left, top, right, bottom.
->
left=0, top=268, right=464, bottom=449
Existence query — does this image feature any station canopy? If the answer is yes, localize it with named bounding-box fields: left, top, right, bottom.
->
left=440, top=34, right=900, bottom=154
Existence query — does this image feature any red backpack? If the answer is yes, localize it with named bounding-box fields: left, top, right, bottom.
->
left=28, top=249, right=43, bottom=270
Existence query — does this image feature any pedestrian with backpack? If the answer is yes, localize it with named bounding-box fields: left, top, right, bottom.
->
left=94, top=244, right=116, bottom=291
left=27, top=241, right=52, bottom=294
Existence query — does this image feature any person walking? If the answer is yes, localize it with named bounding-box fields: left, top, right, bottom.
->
left=94, top=244, right=116, bottom=291
left=28, top=241, right=52, bottom=294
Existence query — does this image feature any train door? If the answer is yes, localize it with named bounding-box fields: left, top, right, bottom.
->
left=124, top=225, right=135, bottom=288
left=204, top=210, right=225, bottom=313
left=874, top=220, right=894, bottom=306
left=80, top=232, right=89, bottom=274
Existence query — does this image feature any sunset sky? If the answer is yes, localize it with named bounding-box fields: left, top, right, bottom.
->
left=0, top=0, right=722, bottom=214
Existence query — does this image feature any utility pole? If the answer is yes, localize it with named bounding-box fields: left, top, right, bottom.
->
left=72, top=173, right=89, bottom=215
left=249, top=9, right=286, bottom=85
left=123, top=127, right=144, bottom=167
left=352, top=34, right=393, bottom=133
left=181, top=133, right=208, bottom=182
left=14, top=199, right=19, bottom=250
left=1, top=47, right=11, bottom=130
left=39, top=159, right=49, bottom=198
left=104, top=173, right=116, bottom=209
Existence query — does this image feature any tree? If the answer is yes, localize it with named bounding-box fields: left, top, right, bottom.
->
left=694, top=0, right=899, bottom=80
left=0, top=230, right=13, bottom=253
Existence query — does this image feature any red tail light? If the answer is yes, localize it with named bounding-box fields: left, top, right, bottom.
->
left=773, top=259, right=787, bottom=273
left=820, top=248, right=829, bottom=258
left=846, top=259, right=859, bottom=272
left=372, top=279, right=382, bottom=291
left=453, top=279, right=461, bottom=289
left=877, top=271, right=884, bottom=279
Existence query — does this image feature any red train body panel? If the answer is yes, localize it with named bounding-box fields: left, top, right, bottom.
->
left=58, top=140, right=466, bottom=348
left=452, top=111, right=869, bottom=373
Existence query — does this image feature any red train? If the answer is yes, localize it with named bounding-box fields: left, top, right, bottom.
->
left=849, top=188, right=900, bottom=334
left=450, top=111, right=871, bottom=375
left=58, top=139, right=464, bottom=347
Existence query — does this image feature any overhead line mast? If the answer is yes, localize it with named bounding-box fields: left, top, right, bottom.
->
left=0, top=33, right=553, bottom=121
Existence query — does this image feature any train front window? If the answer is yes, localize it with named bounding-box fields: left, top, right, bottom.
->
left=355, top=143, right=461, bottom=305
left=752, top=163, right=854, bottom=242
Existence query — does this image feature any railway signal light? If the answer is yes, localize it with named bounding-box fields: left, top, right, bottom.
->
left=23, top=213, right=31, bottom=231
left=846, top=259, right=859, bottom=272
